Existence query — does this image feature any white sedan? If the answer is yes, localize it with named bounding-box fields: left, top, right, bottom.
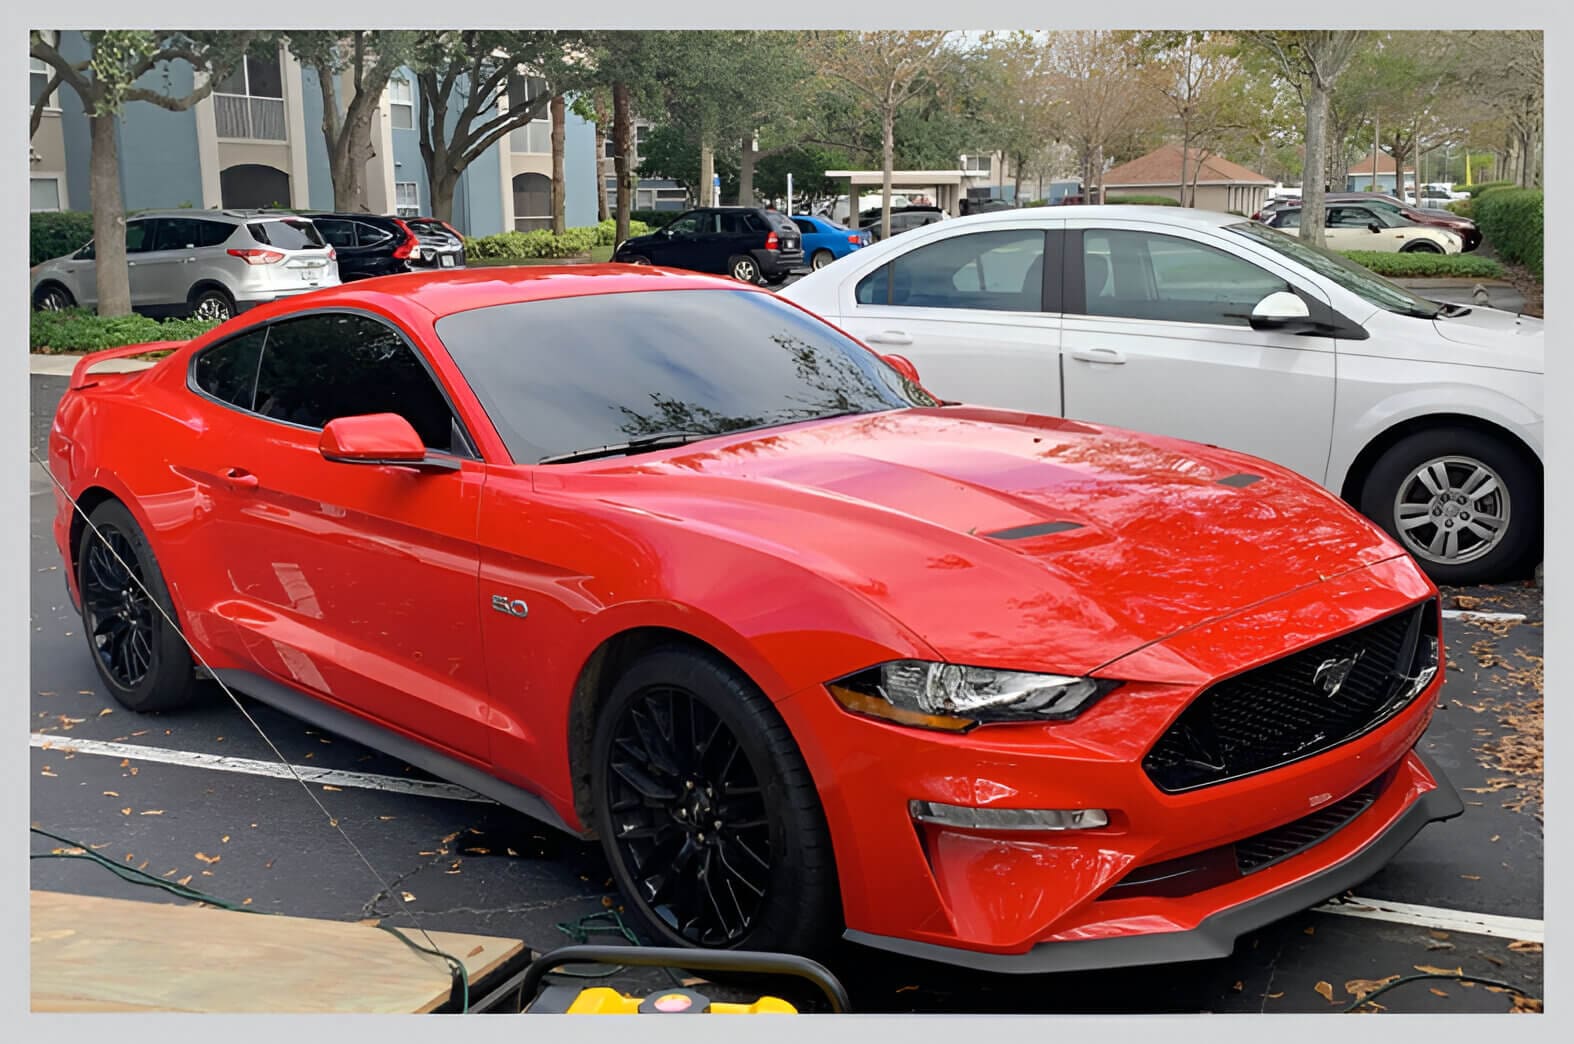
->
left=1264, top=201, right=1463, bottom=253
left=781, top=205, right=1542, bottom=584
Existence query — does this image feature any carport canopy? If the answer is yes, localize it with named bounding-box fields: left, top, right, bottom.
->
left=824, top=170, right=970, bottom=217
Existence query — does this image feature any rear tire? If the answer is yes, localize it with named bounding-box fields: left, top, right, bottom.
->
left=590, top=646, right=840, bottom=956
left=1359, top=426, right=1540, bottom=586
left=728, top=255, right=763, bottom=284
left=189, top=286, right=236, bottom=322
left=810, top=249, right=835, bottom=271
left=75, top=499, right=201, bottom=713
left=622, top=254, right=653, bottom=266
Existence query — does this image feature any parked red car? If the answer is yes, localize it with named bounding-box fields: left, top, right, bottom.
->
left=50, top=266, right=1459, bottom=971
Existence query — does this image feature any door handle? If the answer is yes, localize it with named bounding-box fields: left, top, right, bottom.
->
left=223, top=467, right=259, bottom=490
left=865, top=331, right=913, bottom=345
left=1070, top=347, right=1126, bottom=365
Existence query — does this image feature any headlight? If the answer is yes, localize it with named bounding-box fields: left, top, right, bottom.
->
left=827, top=660, right=1119, bottom=732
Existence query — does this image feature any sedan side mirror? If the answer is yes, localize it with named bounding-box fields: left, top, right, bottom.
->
left=1249, top=291, right=1312, bottom=331
left=882, top=353, right=922, bottom=385
left=320, top=413, right=452, bottom=469
left=1367, top=222, right=1383, bottom=234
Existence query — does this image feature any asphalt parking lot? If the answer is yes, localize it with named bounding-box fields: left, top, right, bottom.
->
left=28, top=372, right=1543, bottom=1014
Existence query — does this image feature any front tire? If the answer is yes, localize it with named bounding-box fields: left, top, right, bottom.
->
left=1401, top=240, right=1444, bottom=254
left=727, top=255, right=763, bottom=284
left=1359, top=427, right=1540, bottom=586
left=810, top=249, right=835, bottom=271
left=590, top=646, right=839, bottom=956
left=76, top=499, right=201, bottom=712
left=34, top=283, right=76, bottom=311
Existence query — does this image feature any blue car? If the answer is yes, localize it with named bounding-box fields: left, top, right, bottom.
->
left=791, top=214, right=873, bottom=271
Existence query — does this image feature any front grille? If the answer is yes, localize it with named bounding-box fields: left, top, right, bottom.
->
left=1143, top=599, right=1438, bottom=793
left=1235, top=775, right=1384, bottom=873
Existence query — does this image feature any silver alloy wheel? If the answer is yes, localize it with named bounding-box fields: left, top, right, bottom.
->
left=1393, top=455, right=1511, bottom=565
left=811, top=250, right=833, bottom=270
left=194, top=295, right=232, bottom=322
left=731, top=257, right=759, bottom=283
left=38, top=288, right=70, bottom=311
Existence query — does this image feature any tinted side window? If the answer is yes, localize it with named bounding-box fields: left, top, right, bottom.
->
left=125, top=220, right=153, bottom=254
left=855, top=229, right=1045, bottom=312
left=792, top=218, right=815, bottom=236
left=248, top=219, right=325, bottom=249
left=1081, top=230, right=1289, bottom=326
left=253, top=313, right=460, bottom=452
left=195, top=220, right=236, bottom=248
left=1328, top=207, right=1371, bottom=228
left=356, top=222, right=394, bottom=247
left=314, top=219, right=356, bottom=249
left=1275, top=210, right=1301, bottom=229
left=193, top=328, right=267, bottom=408
left=152, top=219, right=196, bottom=251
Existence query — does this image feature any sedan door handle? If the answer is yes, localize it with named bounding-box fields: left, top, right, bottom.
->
left=1069, top=347, right=1126, bottom=365
left=865, top=331, right=913, bottom=345
left=223, top=467, right=259, bottom=490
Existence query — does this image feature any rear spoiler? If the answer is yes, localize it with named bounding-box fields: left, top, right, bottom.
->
left=69, top=341, right=185, bottom=390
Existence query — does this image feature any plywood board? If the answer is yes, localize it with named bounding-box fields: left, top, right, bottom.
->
left=30, top=890, right=525, bottom=1013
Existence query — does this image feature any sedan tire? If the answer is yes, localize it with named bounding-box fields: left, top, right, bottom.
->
left=590, top=645, right=840, bottom=956
left=1360, top=426, right=1540, bottom=586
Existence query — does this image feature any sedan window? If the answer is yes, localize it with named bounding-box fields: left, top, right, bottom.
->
left=792, top=218, right=816, bottom=235
left=251, top=312, right=463, bottom=452
left=1080, top=229, right=1289, bottom=326
left=435, top=288, right=936, bottom=464
left=855, top=229, right=1045, bottom=312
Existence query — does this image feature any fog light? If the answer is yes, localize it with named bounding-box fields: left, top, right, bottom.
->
left=908, top=801, right=1109, bottom=831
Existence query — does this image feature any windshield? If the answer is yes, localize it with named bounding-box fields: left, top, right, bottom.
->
left=435, top=288, right=937, bottom=464
left=1226, top=221, right=1438, bottom=319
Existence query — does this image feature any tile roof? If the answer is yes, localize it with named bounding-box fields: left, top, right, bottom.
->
left=1102, top=145, right=1272, bottom=187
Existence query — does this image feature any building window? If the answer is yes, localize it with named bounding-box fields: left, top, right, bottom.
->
left=513, top=172, right=552, bottom=231
left=395, top=182, right=420, bottom=218
left=961, top=154, right=991, bottom=174
left=30, top=176, right=62, bottom=212
left=508, top=75, right=552, bottom=154
left=30, top=31, right=58, bottom=109
left=388, top=77, right=414, bottom=130
left=214, top=50, right=286, bottom=141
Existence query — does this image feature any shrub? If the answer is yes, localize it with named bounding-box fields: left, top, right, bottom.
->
left=30, top=309, right=219, bottom=354
left=465, top=223, right=649, bottom=261
left=1104, top=194, right=1181, bottom=206
left=631, top=209, right=683, bottom=229
left=1474, top=188, right=1543, bottom=278
left=31, top=211, right=96, bottom=266
left=1464, top=180, right=1515, bottom=198
left=1338, top=251, right=1505, bottom=279
left=1446, top=199, right=1474, bottom=219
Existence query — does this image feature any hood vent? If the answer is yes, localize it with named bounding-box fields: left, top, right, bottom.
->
left=984, top=520, right=1084, bottom=541
left=1215, top=473, right=1263, bottom=488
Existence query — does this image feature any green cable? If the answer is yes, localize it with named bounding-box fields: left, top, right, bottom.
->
left=30, top=826, right=474, bottom=1012
left=1341, top=971, right=1537, bottom=1013
left=552, top=909, right=685, bottom=986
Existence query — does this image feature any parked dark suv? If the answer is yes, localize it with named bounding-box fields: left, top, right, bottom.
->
left=612, top=206, right=803, bottom=284
left=306, top=213, right=439, bottom=281
left=858, top=205, right=945, bottom=241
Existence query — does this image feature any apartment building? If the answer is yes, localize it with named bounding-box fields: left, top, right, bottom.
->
left=29, top=32, right=599, bottom=236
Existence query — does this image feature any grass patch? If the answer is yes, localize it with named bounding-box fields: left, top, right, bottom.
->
left=470, top=244, right=616, bottom=267
left=1338, top=251, right=1505, bottom=279
left=31, top=309, right=219, bottom=354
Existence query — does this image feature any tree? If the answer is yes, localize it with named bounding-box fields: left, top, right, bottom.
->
left=286, top=31, right=419, bottom=212
left=976, top=33, right=1062, bottom=202
left=1244, top=31, right=1365, bottom=245
left=1133, top=32, right=1250, bottom=206
left=1456, top=31, right=1542, bottom=187
left=807, top=31, right=956, bottom=239
left=550, top=93, right=567, bottom=234
left=408, top=31, right=569, bottom=224
left=1043, top=31, right=1161, bottom=204
left=29, top=30, right=258, bottom=316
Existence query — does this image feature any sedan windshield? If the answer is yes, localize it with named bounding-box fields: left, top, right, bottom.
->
left=435, top=288, right=936, bottom=464
left=1226, top=221, right=1439, bottom=319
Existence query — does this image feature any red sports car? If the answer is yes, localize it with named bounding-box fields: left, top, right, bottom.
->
left=49, top=265, right=1460, bottom=972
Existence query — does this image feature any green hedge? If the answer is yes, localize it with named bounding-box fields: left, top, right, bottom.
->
left=466, top=221, right=650, bottom=260
left=31, top=211, right=96, bottom=266
left=31, top=309, right=218, bottom=354
left=1464, top=180, right=1515, bottom=198
left=1105, top=194, right=1181, bottom=206
left=1474, top=188, right=1543, bottom=278
left=1445, top=199, right=1474, bottom=219
left=631, top=209, right=683, bottom=229
left=1339, top=251, right=1505, bottom=279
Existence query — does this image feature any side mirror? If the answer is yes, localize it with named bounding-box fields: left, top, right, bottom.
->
left=320, top=413, right=439, bottom=468
left=1249, top=291, right=1312, bottom=331
left=1367, top=222, right=1383, bottom=234
left=882, top=353, right=922, bottom=385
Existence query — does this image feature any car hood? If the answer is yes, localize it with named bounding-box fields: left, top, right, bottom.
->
left=582, top=407, right=1403, bottom=675
left=1430, top=306, right=1544, bottom=371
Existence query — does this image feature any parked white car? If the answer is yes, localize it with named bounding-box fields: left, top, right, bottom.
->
left=781, top=205, right=1542, bottom=584
left=1264, top=202, right=1463, bottom=253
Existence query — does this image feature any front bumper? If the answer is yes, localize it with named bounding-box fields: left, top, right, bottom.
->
left=845, top=748, right=1461, bottom=972
left=777, top=555, right=1451, bottom=969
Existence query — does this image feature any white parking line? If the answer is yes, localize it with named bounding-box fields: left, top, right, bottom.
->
left=1314, top=896, right=1543, bottom=942
left=29, top=733, right=490, bottom=804
left=1441, top=610, right=1528, bottom=623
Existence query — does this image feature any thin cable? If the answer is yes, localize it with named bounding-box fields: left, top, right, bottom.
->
left=1342, top=972, right=1538, bottom=1012
left=31, top=446, right=449, bottom=960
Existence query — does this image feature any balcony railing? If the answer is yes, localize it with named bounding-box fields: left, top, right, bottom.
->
left=215, top=93, right=286, bottom=141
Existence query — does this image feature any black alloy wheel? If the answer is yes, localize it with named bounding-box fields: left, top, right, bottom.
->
left=81, top=523, right=157, bottom=689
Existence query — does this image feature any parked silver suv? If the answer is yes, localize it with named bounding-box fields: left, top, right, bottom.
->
left=31, top=210, right=340, bottom=321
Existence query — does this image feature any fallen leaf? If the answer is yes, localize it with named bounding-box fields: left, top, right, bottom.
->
left=464, top=847, right=490, bottom=856
left=378, top=816, right=396, bottom=821
left=1429, top=930, right=1450, bottom=940
left=1303, top=925, right=1315, bottom=935
left=467, top=946, right=484, bottom=958
left=1483, top=955, right=1505, bottom=967
left=895, top=985, right=918, bottom=994
left=601, top=896, right=614, bottom=908
left=131, top=730, right=148, bottom=737
left=129, top=767, right=138, bottom=775
left=357, top=917, right=380, bottom=926
left=221, top=835, right=230, bottom=843
left=118, top=759, right=129, bottom=767
left=120, top=808, right=131, bottom=816
left=177, top=875, right=193, bottom=886
left=1507, top=940, right=1542, bottom=954
left=242, top=898, right=252, bottom=906
left=97, top=708, right=113, bottom=717
left=139, top=810, right=164, bottom=816
left=1460, top=874, right=1481, bottom=880
left=1425, top=939, right=1456, bottom=952
left=1429, top=988, right=1449, bottom=998
left=1509, top=995, right=1543, bottom=1014
left=1266, top=992, right=1284, bottom=1000
left=401, top=891, right=416, bottom=903
left=441, top=832, right=461, bottom=844
left=1232, top=981, right=1244, bottom=992
left=163, top=869, right=177, bottom=878
left=1314, top=981, right=1335, bottom=1003
left=194, top=852, right=221, bottom=865
left=39, top=769, right=56, bottom=777
left=322, top=785, right=342, bottom=792
left=1346, top=976, right=1400, bottom=1002
left=1415, top=964, right=1463, bottom=976
left=1490, top=835, right=1501, bottom=843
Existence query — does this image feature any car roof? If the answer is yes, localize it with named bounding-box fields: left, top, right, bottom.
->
left=264, top=264, right=754, bottom=321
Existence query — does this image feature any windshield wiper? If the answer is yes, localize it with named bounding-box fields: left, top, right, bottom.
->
left=537, top=430, right=718, bottom=465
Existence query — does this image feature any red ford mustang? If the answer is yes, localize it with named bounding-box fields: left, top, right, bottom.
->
left=50, top=265, right=1460, bottom=972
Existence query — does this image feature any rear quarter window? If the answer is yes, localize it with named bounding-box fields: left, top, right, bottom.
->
left=248, top=219, right=325, bottom=250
